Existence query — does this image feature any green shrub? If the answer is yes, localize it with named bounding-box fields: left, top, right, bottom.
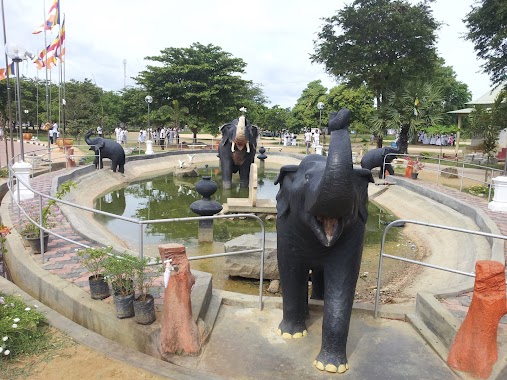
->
left=0, top=293, right=48, bottom=359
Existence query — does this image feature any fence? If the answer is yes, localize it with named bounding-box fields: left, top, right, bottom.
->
left=7, top=154, right=268, bottom=310
left=374, top=219, right=507, bottom=319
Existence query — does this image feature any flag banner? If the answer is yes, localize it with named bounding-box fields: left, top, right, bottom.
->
left=0, top=68, right=6, bottom=81
left=32, top=0, right=60, bottom=34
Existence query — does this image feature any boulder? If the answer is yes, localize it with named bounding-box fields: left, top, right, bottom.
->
left=224, top=234, right=278, bottom=280
left=441, top=167, right=458, bottom=178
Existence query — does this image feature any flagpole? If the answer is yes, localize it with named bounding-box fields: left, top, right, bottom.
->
left=43, top=0, right=51, bottom=158
left=1, top=0, right=13, bottom=165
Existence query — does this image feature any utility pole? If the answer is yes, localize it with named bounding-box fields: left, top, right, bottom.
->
left=123, top=59, right=127, bottom=88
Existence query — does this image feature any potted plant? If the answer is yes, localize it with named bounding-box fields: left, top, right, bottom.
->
left=21, top=180, right=76, bottom=254
left=131, top=256, right=162, bottom=325
left=103, top=252, right=136, bottom=319
left=76, top=246, right=112, bottom=300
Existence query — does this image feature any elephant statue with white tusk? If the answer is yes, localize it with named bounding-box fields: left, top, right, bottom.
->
left=275, top=108, right=374, bottom=374
left=218, top=115, right=258, bottom=189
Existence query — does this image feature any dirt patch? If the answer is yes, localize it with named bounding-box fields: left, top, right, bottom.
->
left=1, top=329, right=166, bottom=380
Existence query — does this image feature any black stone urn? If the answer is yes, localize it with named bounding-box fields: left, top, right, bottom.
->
left=190, top=176, right=223, bottom=217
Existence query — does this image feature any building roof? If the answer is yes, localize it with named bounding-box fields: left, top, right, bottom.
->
left=466, top=84, right=505, bottom=106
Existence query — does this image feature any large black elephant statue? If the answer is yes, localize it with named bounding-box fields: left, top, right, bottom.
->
left=360, top=146, right=400, bottom=178
left=275, top=108, right=374, bottom=374
left=85, top=129, right=126, bottom=173
left=218, top=115, right=258, bottom=189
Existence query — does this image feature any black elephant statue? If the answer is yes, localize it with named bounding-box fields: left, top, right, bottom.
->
left=85, top=129, right=126, bottom=173
left=275, top=108, right=374, bottom=374
left=360, top=146, right=400, bottom=178
left=218, top=115, right=258, bottom=189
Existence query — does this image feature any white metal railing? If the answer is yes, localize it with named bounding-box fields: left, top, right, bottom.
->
left=374, top=219, right=507, bottom=318
left=382, top=153, right=504, bottom=202
left=7, top=156, right=267, bottom=310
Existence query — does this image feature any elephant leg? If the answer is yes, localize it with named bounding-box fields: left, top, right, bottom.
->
left=277, top=249, right=309, bottom=338
left=93, top=157, right=98, bottom=169
left=239, top=166, right=250, bottom=188
left=111, top=160, right=117, bottom=172
left=221, top=159, right=233, bottom=190
left=310, top=266, right=324, bottom=300
left=314, top=232, right=364, bottom=373
left=98, top=158, right=104, bottom=169
left=119, top=162, right=125, bottom=173
left=386, top=164, right=394, bottom=175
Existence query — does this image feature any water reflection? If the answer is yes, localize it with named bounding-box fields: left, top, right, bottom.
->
left=93, top=168, right=399, bottom=250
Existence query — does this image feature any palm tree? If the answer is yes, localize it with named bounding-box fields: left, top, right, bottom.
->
left=370, top=83, right=443, bottom=154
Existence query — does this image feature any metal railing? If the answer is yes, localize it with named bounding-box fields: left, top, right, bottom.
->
left=374, top=219, right=507, bottom=318
left=8, top=154, right=268, bottom=310
left=382, top=153, right=504, bottom=202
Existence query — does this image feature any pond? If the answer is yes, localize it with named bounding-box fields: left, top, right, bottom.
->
left=94, top=168, right=416, bottom=297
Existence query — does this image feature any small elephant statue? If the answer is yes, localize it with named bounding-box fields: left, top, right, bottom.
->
left=275, top=108, right=374, bottom=374
left=85, top=129, right=126, bottom=173
left=360, top=146, right=400, bottom=178
left=218, top=115, right=258, bottom=189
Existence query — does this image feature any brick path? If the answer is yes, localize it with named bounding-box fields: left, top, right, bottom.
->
left=7, top=168, right=507, bottom=315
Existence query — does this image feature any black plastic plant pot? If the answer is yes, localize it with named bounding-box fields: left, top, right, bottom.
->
left=88, top=274, right=110, bottom=300
left=134, top=294, right=156, bottom=325
left=113, top=292, right=135, bottom=319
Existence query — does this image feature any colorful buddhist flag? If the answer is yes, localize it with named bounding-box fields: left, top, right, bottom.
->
left=0, top=68, right=6, bottom=81
left=32, top=0, right=60, bottom=34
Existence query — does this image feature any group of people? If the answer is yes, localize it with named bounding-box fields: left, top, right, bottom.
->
left=137, top=127, right=180, bottom=149
left=114, top=126, right=129, bottom=145
left=417, top=132, right=456, bottom=146
left=45, top=121, right=59, bottom=144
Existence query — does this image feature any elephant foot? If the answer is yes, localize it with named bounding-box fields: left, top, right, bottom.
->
left=313, top=351, right=349, bottom=373
left=277, top=320, right=307, bottom=339
left=223, top=181, right=232, bottom=190
left=276, top=328, right=307, bottom=339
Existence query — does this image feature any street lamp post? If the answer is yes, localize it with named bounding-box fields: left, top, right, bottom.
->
left=144, top=95, right=154, bottom=154
left=5, top=43, right=34, bottom=162
left=24, top=109, right=28, bottom=133
left=317, top=101, right=325, bottom=147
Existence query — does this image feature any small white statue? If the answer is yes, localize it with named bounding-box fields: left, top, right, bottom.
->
left=178, top=160, right=185, bottom=168
left=187, top=154, right=195, bottom=163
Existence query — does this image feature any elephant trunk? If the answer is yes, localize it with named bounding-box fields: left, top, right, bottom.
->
left=232, top=116, right=248, bottom=152
left=305, top=109, right=355, bottom=220
left=85, top=129, right=94, bottom=145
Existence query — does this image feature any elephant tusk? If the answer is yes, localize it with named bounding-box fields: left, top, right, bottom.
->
left=246, top=143, right=250, bottom=153
left=231, top=141, right=235, bottom=153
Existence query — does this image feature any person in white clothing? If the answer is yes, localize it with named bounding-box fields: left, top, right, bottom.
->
left=115, top=126, right=121, bottom=143
left=304, top=129, right=312, bottom=154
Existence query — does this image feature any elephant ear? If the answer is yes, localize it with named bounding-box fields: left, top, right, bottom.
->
left=275, top=165, right=298, bottom=217
left=251, top=124, right=259, bottom=145
left=96, top=138, right=106, bottom=149
left=353, top=168, right=374, bottom=224
left=219, top=123, right=231, bottom=146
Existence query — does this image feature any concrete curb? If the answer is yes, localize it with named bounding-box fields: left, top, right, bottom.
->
left=0, top=276, right=224, bottom=380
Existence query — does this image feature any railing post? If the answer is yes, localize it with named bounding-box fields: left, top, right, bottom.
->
left=436, top=156, right=441, bottom=185
left=460, top=160, right=465, bottom=192
left=258, top=220, right=265, bottom=311
left=139, top=223, right=144, bottom=260
left=39, top=194, right=45, bottom=261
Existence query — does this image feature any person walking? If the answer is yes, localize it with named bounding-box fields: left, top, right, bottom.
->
left=159, top=127, right=166, bottom=150
left=48, top=124, right=54, bottom=144
left=304, top=129, right=312, bottom=154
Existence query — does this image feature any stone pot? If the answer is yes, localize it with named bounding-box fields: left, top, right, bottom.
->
left=411, top=172, right=419, bottom=180
left=88, top=274, right=110, bottom=300
left=24, top=232, right=49, bottom=254
left=134, top=294, right=156, bottom=325
left=56, top=138, right=74, bottom=150
left=113, top=292, right=135, bottom=319
left=22, top=133, right=33, bottom=140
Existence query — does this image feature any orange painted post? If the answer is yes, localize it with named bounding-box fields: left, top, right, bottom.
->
left=159, top=243, right=201, bottom=357
left=447, top=260, right=507, bottom=379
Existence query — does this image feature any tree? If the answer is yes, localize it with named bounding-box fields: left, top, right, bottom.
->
left=64, top=79, right=102, bottom=140
left=327, top=84, right=375, bottom=134
left=291, top=80, right=328, bottom=132
left=256, top=105, right=293, bottom=134
left=468, top=89, right=507, bottom=171
left=464, top=0, right=507, bottom=88
left=136, top=43, right=260, bottom=132
left=312, top=0, right=440, bottom=107
left=370, top=82, right=443, bottom=154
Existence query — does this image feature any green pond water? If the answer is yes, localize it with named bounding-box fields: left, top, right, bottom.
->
left=94, top=168, right=411, bottom=295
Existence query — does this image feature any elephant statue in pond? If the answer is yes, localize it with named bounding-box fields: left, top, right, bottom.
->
left=275, top=108, right=374, bottom=374
left=360, top=146, right=400, bottom=178
left=85, top=129, right=126, bottom=173
left=218, top=115, right=258, bottom=189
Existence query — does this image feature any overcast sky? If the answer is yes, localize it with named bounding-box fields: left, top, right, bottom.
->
left=1, top=0, right=493, bottom=109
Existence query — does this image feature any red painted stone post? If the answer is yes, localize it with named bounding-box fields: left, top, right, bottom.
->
left=447, top=260, right=507, bottom=379
left=159, top=243, right=201, bottom=356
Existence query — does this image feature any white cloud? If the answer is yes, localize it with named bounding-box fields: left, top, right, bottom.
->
left=0, top=0, right=493, bottom=109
